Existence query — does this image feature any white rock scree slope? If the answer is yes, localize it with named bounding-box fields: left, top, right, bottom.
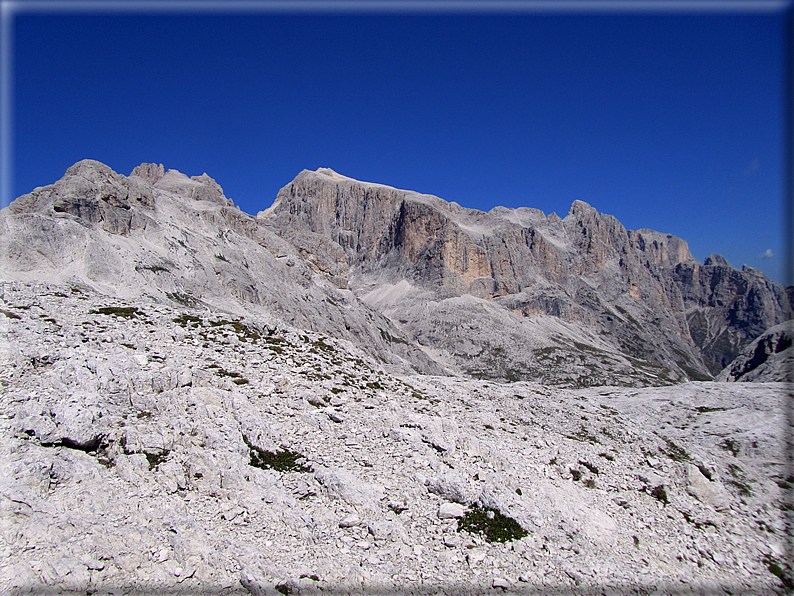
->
left=0, top=160, right=791, bottom=595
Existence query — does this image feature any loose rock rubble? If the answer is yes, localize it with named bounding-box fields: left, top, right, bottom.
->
left=1, top=280, right=791, bottom=595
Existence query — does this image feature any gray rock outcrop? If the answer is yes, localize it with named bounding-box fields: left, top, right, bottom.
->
left=717, top=321, right=794, bottom=382
left=259, top=168, right=791, bottom=385
left=4, top=160, right=789, bottom=386
left=0, top=160, right=441, bottom=376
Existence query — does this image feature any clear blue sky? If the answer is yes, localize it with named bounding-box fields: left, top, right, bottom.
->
left=6, top=1, right=791, bottom=284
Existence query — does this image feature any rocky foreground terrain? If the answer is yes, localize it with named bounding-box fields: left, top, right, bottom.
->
left=0, top=280, right=791, bottom=595
left=0, top=161, right=792, bottom=594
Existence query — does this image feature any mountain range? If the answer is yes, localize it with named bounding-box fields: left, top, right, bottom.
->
left=2, top=159, right=790, bottom=386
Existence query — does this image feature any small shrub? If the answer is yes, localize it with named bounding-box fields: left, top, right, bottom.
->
left=166, top=292, right=199, bottom=307
left=91, top=306, right=141, bottom=319
left=173, top=313, right=202, bottom=326
left=244, top=436, right=311, bottom=473
left=145, top=451, right=169, bottom=469
left=136, top=263, right=170, bottom=273
left=764, top=555, right=794, bottom=589
left=457, top=506, right=528, bottom=543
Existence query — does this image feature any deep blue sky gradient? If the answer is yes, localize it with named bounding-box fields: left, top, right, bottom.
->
left=10, top=6, right=789, bottom=283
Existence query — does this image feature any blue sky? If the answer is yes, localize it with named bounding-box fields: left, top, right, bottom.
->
left=5, top=1, right=791, bottom=284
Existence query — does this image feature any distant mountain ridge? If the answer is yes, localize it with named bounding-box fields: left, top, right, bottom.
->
left=0, top=160, right=441, bottom=375
left=260, top=167, right=791, bottom=384
left=2, top=160, right=790, bottom=385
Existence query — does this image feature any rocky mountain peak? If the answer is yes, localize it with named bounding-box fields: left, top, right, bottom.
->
left=704, top=253, right=730, bottom=267
left=64, top=158, right=119, bottom=180
left=262, top=167, right=791, bottom=385
left=565, top=198, right=598, bottom=218
left=130, top=162, right=165, bottom=184
left=3, top=159, right=791, bottom=386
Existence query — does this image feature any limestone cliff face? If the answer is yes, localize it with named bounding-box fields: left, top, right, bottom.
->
left=0, top=161, right=442, bottom=375
left=673, top=259, right=791, bottom=374
left=261, top=168, right=791, bottom=385
left=4, top=161, right=789, bottom=386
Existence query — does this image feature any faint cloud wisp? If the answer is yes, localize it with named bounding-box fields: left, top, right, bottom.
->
left=757, top=248, right=775, bottom=260
left=743, top=158, right=760, bottom=176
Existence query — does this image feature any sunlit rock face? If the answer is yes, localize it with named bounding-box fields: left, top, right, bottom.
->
left=261, top=168, right=791, bottom=385
left=2, top=159, right=790, bottom=386
left=0, top=160, right=441, bottom=375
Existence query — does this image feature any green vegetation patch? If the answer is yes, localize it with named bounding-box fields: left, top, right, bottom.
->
left=243, top=436, right=312, bottom=473
left=763, top=555, right=794, bottom=589
left=311, top=338, right=336, bottom=353
left=173, top=313, right=202, bottom=326
left=145, top=450, right=170, bottom=470
left=207, top=363, right=249, bottom=384
left=136, top=263, right=171, bottom=273
left=166, top=292, right=200, bottom=307
left=91, top=306, right=141, bottom=319
left=456, top=506, right=528, bottom=543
